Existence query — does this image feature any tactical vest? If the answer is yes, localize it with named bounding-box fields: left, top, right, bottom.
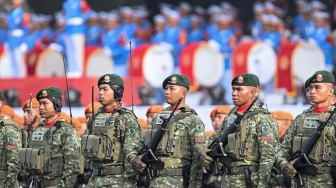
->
left=144, top=109, right=196, bottom=160
left=82, top=108, right=134, bottom=162
left=293, top=112, right=336, bottom=164
left=225, top=109, right=268, bottom=162
left=19, top=122, right=63, bottom=176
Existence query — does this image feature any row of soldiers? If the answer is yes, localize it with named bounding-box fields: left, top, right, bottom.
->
left=0, top=70, right=335, bottom=187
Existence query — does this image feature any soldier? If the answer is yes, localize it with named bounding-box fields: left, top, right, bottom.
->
left=84, top=102, right=102, bottom=121
left=129, top=74, right=207, bottom=187
left=198, top=73, right=279, bottom=187
left=211, top=106, right=231, bottom=135
left=19, top=87, right=82, bottom=187
left=22, top=97, right=42, bottom=130
left=270, top=111, right=293, bottom=142
left=145, top=105, right=164, bottom=126
left=82, top=74, right=142, bottom=187
left=276, top=70, right=336, bottom=187
left=0, top=91, right=22, bottom=187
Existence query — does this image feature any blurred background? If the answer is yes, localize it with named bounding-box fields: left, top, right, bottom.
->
left=0, top=0, right=334, bottom=129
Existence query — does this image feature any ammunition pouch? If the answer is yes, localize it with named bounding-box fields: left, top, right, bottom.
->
left=0, top=171, right=6, bottom=179
left=19, top=148, right=45, bottom=175
left=93, top=166, right=124, bottom=176
left=19, top=148, right=63, bottom=176
left=0, top=149, right=7, bottom=170
left=222, top=166, right=258, bottom=175
left=293, top=136, right=321, bottom=164
left=81, top=135, right=113, bottom=161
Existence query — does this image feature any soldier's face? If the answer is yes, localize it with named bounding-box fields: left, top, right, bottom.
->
left=164, top=85, right=187, bottom=105
left=147, top=112, right=158, bottom=125
left=213, top=113, right=226, bottom=130
left=23, top=108, right=39, bottom=125
left=308, top=83, right=333, bottom=105
left=232, top=86, right=256, bottom=106
left=38, top=98, right=56, bottom=118
left=98, top=84, right=115, bottom=106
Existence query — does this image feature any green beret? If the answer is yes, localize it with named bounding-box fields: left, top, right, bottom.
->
left=162, top=74, right=190, bottom=89
left=308, top=70, right=334, bottom=85
left=304, top=76, right=312, bottom=89
left=0, top=91, right=3, bottom=101
left=231, top=73, right=260, bottom=86
left=36, top=87, right=62, bottom=101
left=97, top=74, right=124, bottom=87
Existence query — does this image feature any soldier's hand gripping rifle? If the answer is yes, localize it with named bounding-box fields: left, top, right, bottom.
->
left=137, top=98, right=182, bottom=187
left=289, top=104, right=336, bottom=187
left=206, top=97, right=258, bottom=175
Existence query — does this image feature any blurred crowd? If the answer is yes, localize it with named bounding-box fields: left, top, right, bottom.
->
left=0, top=0, right=336, bottom=105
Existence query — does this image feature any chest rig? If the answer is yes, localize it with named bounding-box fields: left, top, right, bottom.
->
left=144, top=108, right=196, bottom=160
left=225, top=109, right=266, bottom=162
left=82, top=108, right=132, bottom=162
left=19, top=121, right=63, bottom=176
left=293, top=112, right=336, bottom=164
left=0, top=118, right=21, bottom=172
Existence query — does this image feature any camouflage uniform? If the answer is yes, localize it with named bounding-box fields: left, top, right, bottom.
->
left=276, top=105, right=336, bottom=187
left=21, top=119, right=82, bottom=188
left=84, top=105, right=142, bottom=188
left=208, top=105, right=279, bottom=188
left=0, top=118, right=22, bottom=187
left=144, top=105, right=207, bottom=188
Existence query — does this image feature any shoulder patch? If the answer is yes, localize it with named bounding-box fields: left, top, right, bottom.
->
left=196, top=124, right=203, bottom=132
left=262, top=126, right=269, bottom=134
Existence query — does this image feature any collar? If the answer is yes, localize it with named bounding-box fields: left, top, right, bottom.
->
left=104, top=103, right=122, bottom=114
left=45, top=117, right=61, bottom=128
left=237, top=104, right=250, bottom=113
left=314, top=105, right=330, bottom=114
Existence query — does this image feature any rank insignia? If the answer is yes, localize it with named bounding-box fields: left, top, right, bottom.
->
left=42, top=90, right=48, bottom=97
left=316, top=74, right=323, bottom=81
left=237, top=76, right=244, bottom=83
left=104, top=75, right=111, bottom=83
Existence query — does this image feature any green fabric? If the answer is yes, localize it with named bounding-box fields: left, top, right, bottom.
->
left=231, top=73, right=260, bottom=86
left=308, top=70, right=334, bottom=84
left=97, top=74, right=124, bottom=87
left=162, top=74, right=190, bottom=89
left=36, top=87, right=62, bottom=101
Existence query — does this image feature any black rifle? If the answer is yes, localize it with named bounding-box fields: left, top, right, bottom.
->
left=206, top=97, right=258, bottom=175
left=289, top=104, right=336, bottom=187
left=137, top=98, right=182, bottom=187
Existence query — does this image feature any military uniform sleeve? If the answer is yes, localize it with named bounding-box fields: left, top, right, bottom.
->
left=60, top=125, right=81, bottom=188
left=189, top=115, right=207, bottom=188
left=4, top=127, right=22, bottom=186
left=276, top=115, right=301, bottom=166
left=255, top=115, right=277, bottom=187
left=123, top=113, right=143, bottom=162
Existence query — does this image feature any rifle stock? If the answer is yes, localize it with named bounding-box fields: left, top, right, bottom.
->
left=207, top=97, right=258, bottom=174
left=289, top=104, right=336, bottom=186
left=137, top=98, right=182, bottom=187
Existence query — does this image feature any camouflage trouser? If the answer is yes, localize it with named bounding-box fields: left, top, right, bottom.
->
left=88, top=174, right=135, bottom=188
left=221, top=172, right=271, bottom=188
left=0, top=178, right=19, bottom=188
left=298, top=174, right=335, bottom=188
left=148, top=176, right=184, bottom=188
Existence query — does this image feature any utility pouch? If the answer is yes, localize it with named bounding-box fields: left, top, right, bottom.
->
left=19, top=148, right=45, bottom=175
left=81, top=135, right=112, bottom=161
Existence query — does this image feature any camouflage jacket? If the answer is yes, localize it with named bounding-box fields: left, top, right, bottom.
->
left=0, top=118, right=22, bottom=186
left=276, top=105, right=336, bottom=168
left=30, top=119, right=81, bottom=187
left=208, top=105, right=279, bottom=187
left=146, top=105, right=207, bottom=188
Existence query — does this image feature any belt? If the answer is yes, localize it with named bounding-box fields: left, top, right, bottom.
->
left=150, top=168, right=184, bottom=178
left=93, top=166, right=124, bottom=176
left=223, top=166, right=258, bottom=175
left=301, top=166, right=332, bottom=175
left=37, top=177, right=61, bottom=187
